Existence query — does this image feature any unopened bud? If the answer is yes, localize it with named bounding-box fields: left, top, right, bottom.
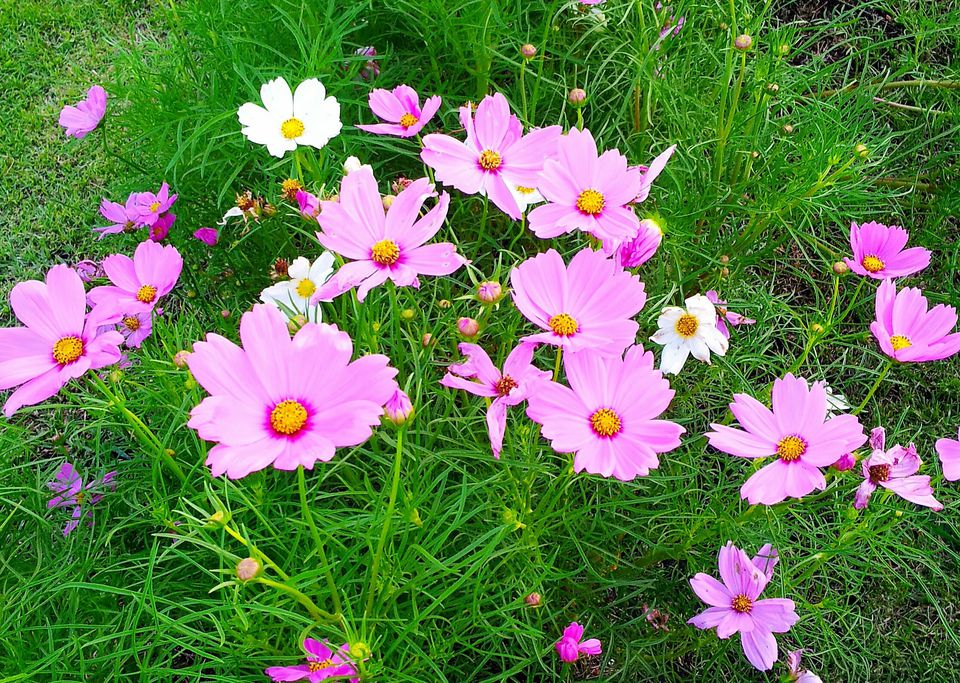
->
left=832, top=453, right=856, bottom=471
left=751, top=151, right=760, bottom=159
left=438, top=299, right=452, bottom=309
left=384, top=389, right=414, bottom=426
left=720, top=267, right=730, bottom=278
left=409, top=507, right=423, bottom=527
left=400, top=308, right=415, bottom=321
left=108, top=369, right=123, bottom=383
left=421, top=333, right=434, bottom=347
left=855, top=143, right=869, bottom=158
left=567, top=88, right=587, bottom=106
left=811, top=323, right=825, bottom=334
left=382, top=194, right=396, bottom=210
left=832, top=261, right=850, bottom=275
left=172, top=350, right=191, bottom=368
left=719, top=254, right=730, bottom=265
left=520, top=44, right=537, bottom=59
left=525, top=592, right=542, bottom=607
left=457, top=317, right=480, bottom=338
left=207, top=510, right=230, bottom=526
left=734, top=34, right=753, bottom=50
left=220, top=309, right=231, bottom=318
left=719, top=22, right=728, bottom=30
left=766, top=83, right=779, bottom=94
left=236, top=557, right=262, bottom=581
left=350, top=642, right=372, bottom=661
left=287, top=314, right=308, bottom=333
left=477, top=281, right=503, bottom=303
left=782, top=123, right=794, bottom=134
left=778, top=42, right=790, bottom=56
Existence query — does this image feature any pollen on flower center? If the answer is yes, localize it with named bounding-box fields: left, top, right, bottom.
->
left=270, top=400, right=308, bottom=436
left=308, top=660, right=333, bottom=672
left=575, top=188, right=605, bottom=215
left=136, top=284, right=158, bottom=303
left=890, top=335, right=912, bottom=351
left=53, top=336, right=84, bottom=365
left=861, top=255, right=885, bottom=273
left=371, top=239, right=401, bottom=266
left=590, top=408, right=623, bottom=437
left=399, top=112, right=419, bottom=129
left=674, top=314, right=699, bottom=338
left=869, top=464, right=891, bottom=483
left=548, top=313, right=579, bottom=337
left=478, top=149, right=502, bottom=171
left=777, top=435, right=807, bottom=462
left=123, top=316, right=141, bottom=331
left=495, top=375, right=518, bottom=397
left=296, top=279, right=317, bottom=298
left=149, top=201, right=161, bottom=213
left=281, top=117, right=305, bottom=139
left=281, top=178, right=303, bottom=200
left=731, top=594, right=753, bottom=613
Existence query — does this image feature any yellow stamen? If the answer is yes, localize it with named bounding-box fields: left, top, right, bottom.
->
left=53, top=336, right=84, bottom=365
left=890, top=335, right=911, bottom=351
left=149, top=201, right=161, bottom=213
left=280, top=117, right=305, bottom=139
left=123, top=316, right=141, bottom=331
left=548, top=313, right=579, bottom=337
left=576, top=189, right=605, bottom=215
left=861, top=255, right=885, bottom=273
left=731, top=594, right=753, bottom=613
left=371, top=239, right=401, bottom=266
left=674, top=314, right=699, bottom=338
left=308, top=660, right=333, bottom=672
left=516, top=186, right=535, bottom=194
left=590, top=408, right=622, bottom=437
left=136, top=285, right=158, bottom=304
left=399, top=113, right=419, bottom=129
left=295, top=279, right=316, bottom=298
left=777, top=435, right=807, bottom=462
left=478, top=149, right=502, bottom=171
left=270, top=400, right=308, bottom=436
left=495, top=375, right=518, bottom=397
left=281, top=178, right=303, bottom=200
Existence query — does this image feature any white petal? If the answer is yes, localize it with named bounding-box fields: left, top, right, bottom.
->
left=659, top=343, right=689, bottom=375
left=297, top=99, right=342, bottom=149
left=293, top=78, right=328, bottom=118
left=686, top=294, right=716, bottom=319
left=288, top=257, right=310, bottom=279
left=260, top=77, right=293, bottom=116
left=702, top=326, right=729, bottom=356
left=688, top=337, right=712, bottom=363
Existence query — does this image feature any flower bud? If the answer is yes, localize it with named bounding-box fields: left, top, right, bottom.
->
left=855, top=143, right=869, bottom=158
left=172, top=350, right=191, bottom=368
left=719, top=254, right=730, bottom=265
left=777, top=42, right=790, bottom=56
left=832, top=453, right=856, bottom=471
left=567, top=88, right=587, bottom=106
left=734, top=34, right=753, bottom=50
left=400, top=308, right=415, bottom=321
left=421, top=332, right=433, bottom=347
left=525, top=592, right=542, bottom=607
left=832, top=261, right=850, bottom=275
left=457, top=317, right=480, bottom=338
left=811, top=323, right=825, bottom=334
left=719, top=22, right=728, bottom=30
left=220, top=309, right=231, bottom=318
left=108, top=368, right=123, bottom=383
left=437, top=299, right=452, bottom=309
left=384, top=389, right=414, bottom=426
left=720, top=267, right=730, bottom=278
left=75, top=259, right=102, bottom=282
left=477, top=281, right=503, bottom=303
left=236, top=557, right=262, bottom=581
left=766, top=83, right=779, bottom=94
left=782, top=123, right=794, bottom=134
left=207, top=510, right=230, bottom=526
left=520, top=44, right=537, bottom=59
left=350, top=642, right=372, bottom=661
left=287, top=314, right=308, bottom=333
left=381, top=194, right=396, bottom=210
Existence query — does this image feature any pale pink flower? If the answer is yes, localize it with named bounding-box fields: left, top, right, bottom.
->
left=131, top=182, right=178, bottom=227
left=705, top=290, right=756, bottom=339
left=357, top=85, right=441, bottom=138
left=632, top=145, right=676, bottom=203
left=59, top=85, right=107, bottom=139
left=936, top=427, right=960, bottom=481
left=265, top=638, right=358, bottom=682
left=870, top=279, right=960, bottom=362
left=854, top=427, right=942, bottom=510
left=843, top=221, right=930, bottom=279
left=94, top=195, right=140, bottom=238
left=555, top=622, right=601, bottom=663
left=47, top=462, right=117, bottom=536
left=87, top=240, right=183, bottom=318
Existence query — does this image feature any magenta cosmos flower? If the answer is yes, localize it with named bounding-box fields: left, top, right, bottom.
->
left=555, top=622, right=601, bottom=663
left=131, top=182, right=178, bottom=227
left=0, top=265, right=123, bottom=417
left=95, top=195, right=140, bottom=239
left=440, top=342, right=551, bottom=458
left=357, top=85, right=441, bottom=138
left=87, top=240, right=183, bottom=318
left=510, top=247, right=646, bottom=355
left=265, top=638, right=358, bottom=682
left=59, top=84, right=107, bottom=139
left=688, top=542, right=798, bottom=672
left=313, top=167, right=464, bottom=302
left=843, top=221, right=930, bottom=279
left=526, top=345, right=684, bottom=481
left=705, top=290, right=756, bottom=339
left=193, top=227, right=219, bottom=246
left=706, top=374, right=867, bottom=505
left=854, top=427, right=942, bottom=511
left=420, top=92, right=561, bottom=220
left=47, top=462, right=117, bottom=536
left=527, top=128, right=642, bottom=248
left=187, top=305, right=397, bottom=478
left=870, top=279, right=960, bottom=362
left=936, top=428, right=960, bottom=481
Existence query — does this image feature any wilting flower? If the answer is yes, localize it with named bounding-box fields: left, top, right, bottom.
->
left=88, top=240, right=183, bottom=318
left=74, top=260, right=103, bottom=283
left=47, top=462, right=117, bottom=536
left=656, top=5, right=685, bottom=42
left=832, top=452, right=856, bottom=471
left=94, top=195, right=140, bottom=238
left=440, top=343, right=551, bottom=458
left=688, top=542, right=798, bottom=671
left=149, top=211, right=176, bottom=242
left=526, top=346, right=684, bottom=480
left=854, top=427, right=942, bottom=510
left=615, top=218, right=663, bottom=268
left=187, top=305, right=397, bottom=478
left=131, top=182, right=177, bottom=227
left=357, top=85, right=441, bottom=138
left=59, top=85, right=107, bottom=139
left=870, top=279, right=960, bottom=362
left=843, top=221, right=931, bottom=279
left=421, top=92, right=561, bottom=220
left=510, top=248, right=646, bottom=356
left=555, top=622, right=601, bottom=663
left=281, top=178, right=304, bottom=201
left=0, top=265, right=123, bottom=416
left=383, top=388, right=414, bottom=426
left=705, top=290, right=756, bottom=339
left=260, top=254, right=335, bottom=321
left=238, top=77, right=342, bottom=158
left=296, top=189, right=320, bottom=218
left=193, top=227, right=218, bottom=246
left=936, top=428, right=960, bottom=481
left=706, top=374, right=867, bottom=505
left=313, top=168, right=464, bottom=302
left=786, top=650, right=824, bottom=683
left=633, top=145, right=676, bottom=203
left=528, top=128, right=642, bottom=249
left=353, top=46, right=379, bottom=81
left=265, top=638, right=358, bottom=682
left=651, top=294, right=728, bottom=374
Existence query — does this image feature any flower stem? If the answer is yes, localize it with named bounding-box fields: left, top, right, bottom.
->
left=553, top=346, right=563, bottom=380
left=364, top=428, right=405, bottom=626
left=297, top=465, right=344, bottom=618
left=253, top=577, right=339, bottom=623
left=854, top=359, right=894, bottom=416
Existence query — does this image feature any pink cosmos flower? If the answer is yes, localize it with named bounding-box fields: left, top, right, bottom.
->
left=265, top=638, right=358, bottom=682
left=632, top=145, right=676, bottom=204
left=786, top=649, right=824, bottom=683
left=936, top=428, right=960, bottom=482
left=95, top=195, right=141, bottom=239
left=440, top=342, right=551, bottom=458
left=420, top=93, right=561, bottom=219
left=688, top=542, right=798, bottom=672
left=296, top=189, right=320, bottom=218
left=555, top=622, right=601, bottom=663
left=187, top=305, right=398, bottom=478
left=870, top=279, right=960, bottom=362
left=313, top=168, right=464, bottom=302
left=510, top=247, right=646, bottom=356
left=0, top=265, right=123, bottom=417
left=59, top=85, right=107, bottom=139
left=193, top=227, right=218, bottom=246
left=615, top=218, right=663, bottom=268
left=149, top=211, right=176, bottom=242
left=843, top=221, right=930, bottom=279
left=705, top=373, right=867, bottom=505
left=705, top=290, right=756, bottom=339
left=527, top=128, right=642, bottom=247
left=526, top=346, right=684, bottom=481
left=47, top=462, right=117, bottom=536
left=74, top=260, right=103, bottom=283
left=357, top=85, right=441, bottom=138
left=87, top=240, right=183, bottom=318
left=132, top=182, right=178, bottom=227
left=383, top=388, right=414, bottom=425
left=854, top=427, right=942, bottom=510
left=115, top=311, right=153, bottom=348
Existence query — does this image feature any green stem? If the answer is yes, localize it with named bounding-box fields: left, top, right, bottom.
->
left=854, top=360, right=894, bottom=416
left=253, top=577, right=339, bottom=623
left=519, top=61, right=528, bottom=123
left=297, top=466, right=344, bottom=618
left=553, top=346, right=563, bottom=380
left=364, top=429, right=405, bottom=625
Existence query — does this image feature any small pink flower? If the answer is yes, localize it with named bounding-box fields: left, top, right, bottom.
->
left=457, top=317, right=480, bottom=338
left=935, top=427, right=960, bottom=481
left=47, top=462, right=117, bottom=536
left=265, top=638, right=358, bottom=682
left=384, top=388, right=414, bottom=425
left=296, top=189, right=321, bottom=218
left=132, top=182, right=178, bottom=227
left=74, top=260, right=103, bottom=282
left=59, top=85, right=107, bottom=139
left=115, top=311, right=153, bottom=348
left=95, top=195, right=141, bottom=239
left=705, top=290, right=756, bottom=339
left=555, top=622, right=601, bottom=663
left=149, top=212, right=176, bottom=242
left=870, top=279, right=960, bottom=362
left=832, top=453, right=856, bottom=471
left=193, top=227, right=218, bottom=246
left=786, top=649, right=824, bottom=683
left=88, top=240, right=183, bottom=319
left=843, top=221, right=930, bottom=279
left=357, top=85, right=441, bottom=138
left=615, top=218, right=663, bottom=268
left=632, top=145, right=676, bottom=204
left=854, top=427, right=942, bottom=511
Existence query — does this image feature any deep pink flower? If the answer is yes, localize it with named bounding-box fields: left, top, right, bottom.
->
left=87, top=240, right=183, bottom=318
left=357, top=85, right=441, bottom=138
left=632, top=145, right=675, bottom=203
left=440, top=342, right=551, bottom=458
left=527, top=128, right=642, bottom=247
left=95, top=195, right=140, bottom=239
left=149, top=211, right=176, bottom=242
left=870, top=279, right=960, bottom=362
left=420, top=93, right=561, bottom=219
left=688, top=542, right=798, bottom=672
left=614, top=218, right=663, bottom=268
left=510, top=247, right=646, bottom=355
left=832, top=452, right=856, bottom=472
left=705, top=374, right=867, bottom=505
left=132, top=182, right=178, bottom=227
left=936, top=428, right=960, bottom=482
left=0, top=265, right=123, bottom=417
left=59, top=85, right=107, bottom=139
left=193, top=227, right=218, bottom=246
left=296, top=189, right=320, bottom=218
left=47, top=462, right=117, bottom=536
left=555, top=622, right=601, bottom=663
left=843, top=221, right=930, bottom=279
left=705, top=290, right=756, bottom=339
left=854, top=427, right=942, bottom=510
left=187, top=305, right=397, bottom=478
left=526, top=346, right=684, bottom=480
left=313, top=168, right=464, bottom=302
left=265, top=638, right=358, bottom=682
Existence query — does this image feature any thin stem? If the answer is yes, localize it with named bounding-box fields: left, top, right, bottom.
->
left=253, top=577, right=339, bottom=623
left=553, top=346, right=563, bottom=380
left=220, top=522, right=290, bottom=581
left=854, top=360, right=894, bottom=416
left=364, top=429, right=405, bottom=625
left=297, top=466, right=344, bottom=618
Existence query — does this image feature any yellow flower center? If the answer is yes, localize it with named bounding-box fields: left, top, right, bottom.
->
left=890, top=335, right=911, bottom=351
left=123, top=316, right=141, bottom=331
left=75, top=491, right=85, bottom=504
left=399, top=112, right=419, bottom=129
left=861, top=255, right=885, bottom=273
left=371, top=239, right=401, bottom=266
left=270, top=400, right=308, bottom=436
left=576, top=189, right=605, bottom=215
left=731, top=594, right=753, bottom=613
left=674, top=314, right=699, bottom=338
left=590, top=408, right=623, bottom=437
left=478, top=149, right=502, bottom=171
left=149, top=201, right=161, bottom=213
left=136, top=284, right=158, bottom=304
left=495, top=375, right=518, bottom=397
left=281, top=117, right=305, bottom=139
left=281, top=178, right=303, bottom=200
left=516, top=186, right=535, bottom=194
left=548, top=313, right=579, bottom=337
left=308, top=660, right=333, bottom=672
left=777, top=435, right=807, bottom=462
left=53, top=336, right=84, bottom=365
left=295, top=279, right=317, bottom=298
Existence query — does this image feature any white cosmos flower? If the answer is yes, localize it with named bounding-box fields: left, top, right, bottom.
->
left=507, top=183, right=545, bottom=214
left=259, top=254, right=335, bottom=321
left=650, top=294, right=728, bottom=374
left=238, top=77, right=342, bottom=158
left=343, top=155, right=373, bottom=175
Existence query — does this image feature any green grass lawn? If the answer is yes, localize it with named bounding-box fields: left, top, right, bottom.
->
left=2, top=0, right=960, bottom=680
